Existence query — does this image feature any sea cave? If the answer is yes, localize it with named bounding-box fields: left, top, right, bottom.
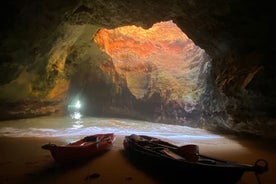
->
left=0, top=1, right=275, bottom=183
left=1, top=0, right=275, bottom=139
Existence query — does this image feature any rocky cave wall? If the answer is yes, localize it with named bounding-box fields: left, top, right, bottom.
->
left=0, top=0, right=275, bottom=139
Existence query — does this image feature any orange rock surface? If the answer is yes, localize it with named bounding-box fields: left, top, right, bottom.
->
left=94, top=21, right=209, bottom=103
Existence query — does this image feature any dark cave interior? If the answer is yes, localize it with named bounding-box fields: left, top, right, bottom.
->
left=0, top=0, right=275, bottom=139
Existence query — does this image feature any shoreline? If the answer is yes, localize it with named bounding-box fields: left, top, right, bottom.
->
left=0, top=135, right=275, bottom=184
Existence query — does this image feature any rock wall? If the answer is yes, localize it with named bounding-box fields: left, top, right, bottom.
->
left=0, top=0, right=275, bottom=138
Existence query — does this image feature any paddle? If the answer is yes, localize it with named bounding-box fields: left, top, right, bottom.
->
left=144, top=139, right=200, bottom=162
left=174, top=144, right=199, bottom=162
left=129, top=134, right=199, bottom=162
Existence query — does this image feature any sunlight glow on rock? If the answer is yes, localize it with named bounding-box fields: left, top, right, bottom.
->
left=93, top=21, right=210, bottom=107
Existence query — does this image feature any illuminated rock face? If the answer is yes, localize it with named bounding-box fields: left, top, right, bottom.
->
left=94, top=21, right=210, bottom=115
left=0, top=0, right=275, bottom=138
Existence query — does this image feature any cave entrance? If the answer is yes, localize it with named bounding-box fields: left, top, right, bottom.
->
left=81, top=20, right=211, bottom=124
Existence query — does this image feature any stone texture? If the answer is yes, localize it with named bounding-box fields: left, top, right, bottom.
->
left=0, top=0, right=275, bottom=138
left=92, top=21, right=210, bottom=125
left=93, top=21, right=208, bottom=101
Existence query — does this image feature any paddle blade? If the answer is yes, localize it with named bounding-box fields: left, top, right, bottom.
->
left=176, top=144, right=199, bottom=162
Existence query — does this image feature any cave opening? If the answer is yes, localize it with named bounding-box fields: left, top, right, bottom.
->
left=0, top=2, right=275, bottom=183
left=67, top=20, right=211, bottom=126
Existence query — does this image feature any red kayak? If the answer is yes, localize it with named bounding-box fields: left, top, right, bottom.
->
left=42, top=133, right=115, bottom=164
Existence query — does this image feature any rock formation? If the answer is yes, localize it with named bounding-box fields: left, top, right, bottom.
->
left=0, top=0, right=275, bottom=139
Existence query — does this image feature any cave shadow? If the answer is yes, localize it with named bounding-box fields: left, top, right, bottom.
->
left=222, top=133, right=276, bottom=153
left=19, top=152, right=107, bottom=184
left=119, top=149, right=240, bottom=184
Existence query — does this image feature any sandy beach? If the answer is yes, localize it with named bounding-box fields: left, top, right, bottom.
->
left=0, top=134, right=275, bottom=184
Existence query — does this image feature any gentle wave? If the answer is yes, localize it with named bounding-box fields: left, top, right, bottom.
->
left=0, top=116, right=222, bottom=142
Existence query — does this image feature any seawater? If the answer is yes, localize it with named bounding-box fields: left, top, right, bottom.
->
left=0, top=115, right=221, bottom=145
left=1, top=115, right=275, bottom=184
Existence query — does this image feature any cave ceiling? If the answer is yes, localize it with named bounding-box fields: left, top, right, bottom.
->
left=0, top=0, right=275, bottom=139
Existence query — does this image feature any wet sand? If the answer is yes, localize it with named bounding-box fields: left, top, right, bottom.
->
left=0, top=135, right=275, bottom=184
